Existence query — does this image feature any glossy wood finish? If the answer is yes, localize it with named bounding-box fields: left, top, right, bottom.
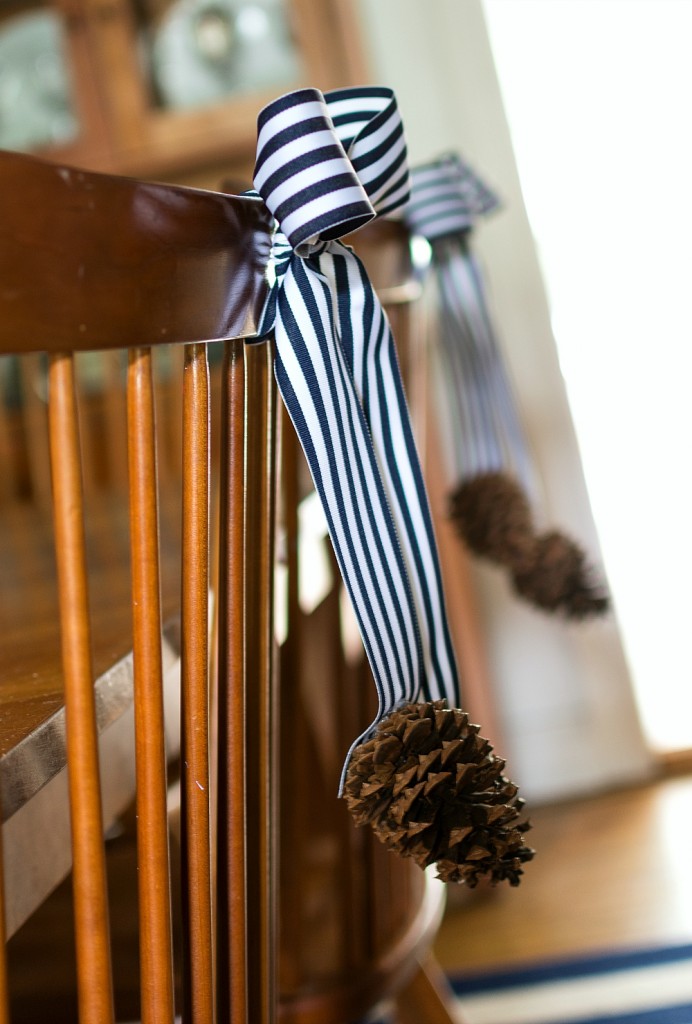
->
left=48, top=352, right=115, bottom=1024
left=215, top=336, right=279, bottom=1024
left=216, top=339, right=250, bottom=1024
left=127, top=347, right=176, bottom=1024
left=180, top=344, right=214, bottom=1024
left=244, top=340, right=279, bottom=1024
left=0, top=151, right=272, bottom=355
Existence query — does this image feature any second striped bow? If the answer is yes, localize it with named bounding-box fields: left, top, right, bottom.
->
left=407, top=153, right=608, bottom=620
left=253, top=90, right=532, bottom=887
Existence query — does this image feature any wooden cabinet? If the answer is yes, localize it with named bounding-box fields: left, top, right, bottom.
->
left=0, top=0, right=368, bottom=183
left=0, top=0, right=109, bottom=163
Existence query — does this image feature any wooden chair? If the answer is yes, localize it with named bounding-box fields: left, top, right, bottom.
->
left=0, top=152, right=469, bottom=1024
left=0, top=149, right=276, bottom=1023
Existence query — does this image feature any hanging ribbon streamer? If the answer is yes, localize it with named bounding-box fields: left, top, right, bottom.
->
left=406, top=153, right=608, bottom=619
left=252, top=89, right=532, bottom=886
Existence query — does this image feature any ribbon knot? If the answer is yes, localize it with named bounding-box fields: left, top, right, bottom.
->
left=253, top=89, right=460, bottom=787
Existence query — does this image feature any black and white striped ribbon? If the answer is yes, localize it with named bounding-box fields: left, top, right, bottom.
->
left=406, top=154, right=534, bottom=493
left=406, top=152, right=499, bottom=241
left=252, top=88, right=460, bottom=787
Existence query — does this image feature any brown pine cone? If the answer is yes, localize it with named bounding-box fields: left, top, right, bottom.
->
left=448, top=471, right=534, bottom=567
left=512, top=530, right=609, bottom=620
left=343, top=700, right=534, bottom=887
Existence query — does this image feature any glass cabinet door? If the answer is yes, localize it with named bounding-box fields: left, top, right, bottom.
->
left=138, top=0, right=302, bottom=114
left=0, top=1, right=79, bottom=151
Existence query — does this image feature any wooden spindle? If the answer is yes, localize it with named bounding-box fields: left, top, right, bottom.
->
left=127, top=347, right=175, bottom=1024
left=180, top=344, right=214, bottom=1023
left=243, top=339, right=278, bottom=1024
left=216, top=339, right=248, bottom=1024
left=278, top=411, right=305, bottom=994
left=48, top=352, right=115, bottom=1024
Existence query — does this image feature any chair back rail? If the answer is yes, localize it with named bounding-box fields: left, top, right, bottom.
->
left=0, top=152, right=270, bottom=354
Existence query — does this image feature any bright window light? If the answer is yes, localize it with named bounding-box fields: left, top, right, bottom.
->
left=483, top=0, right=692, bottom=751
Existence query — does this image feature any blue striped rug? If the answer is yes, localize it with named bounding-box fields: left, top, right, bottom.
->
left=450, top=942, right=692, bottom=1024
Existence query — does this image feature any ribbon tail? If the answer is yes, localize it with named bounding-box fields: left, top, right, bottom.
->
left=322, top=245, right=460, bottom=708
left=273, top=255, right=429, bottom=789
left=433, top=239, right=530, bottom=493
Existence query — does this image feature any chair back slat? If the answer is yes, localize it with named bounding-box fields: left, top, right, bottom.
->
left=180, top=343, right=214, bottom=1023
left=126, top=347, right=176, bottom=1024
left=47, top=351, right=115, bottom=1024
left=243, top=340, right=278, bottom=1024
left=276, top=410, right=304, bottom=996
left=216, top=338, right=250, bottom=1024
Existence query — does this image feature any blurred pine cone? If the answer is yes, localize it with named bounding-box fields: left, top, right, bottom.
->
left=512, top=530, right=609, bottom=620
left=344, top=699, right=534, bottom=887
left=448, top=471, right=534, bottom=566
left=448, top=472, right=609, bottom=620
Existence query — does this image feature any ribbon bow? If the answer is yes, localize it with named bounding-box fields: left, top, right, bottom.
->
left=407, top=153, right=608, bottom=620
left=252, top=93, right=533, bottom=887
left=254, top=88, right=460, bottom=781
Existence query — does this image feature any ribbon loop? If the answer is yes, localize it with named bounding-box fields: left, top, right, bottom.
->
left=254, top=87, right=411, bottom=254
left=254, top=88, right=374, bottom=254
left=326, top=86, right=411, bottom=217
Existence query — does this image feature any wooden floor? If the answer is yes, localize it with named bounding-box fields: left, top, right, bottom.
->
left=434, top=772, right=692, bottom=975
left=8, top=771, right=692, bottom=1019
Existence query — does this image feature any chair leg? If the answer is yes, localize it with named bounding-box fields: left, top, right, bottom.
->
left=393, top=954, right=466, bottom=1024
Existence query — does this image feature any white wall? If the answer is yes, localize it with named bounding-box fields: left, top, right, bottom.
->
left=483, top=0, right=692, bottom=756
left=356, top=0, right=652, bottom=802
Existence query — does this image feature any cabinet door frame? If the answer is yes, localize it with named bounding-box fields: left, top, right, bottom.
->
left=81, top=0, right=370, bottom=178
